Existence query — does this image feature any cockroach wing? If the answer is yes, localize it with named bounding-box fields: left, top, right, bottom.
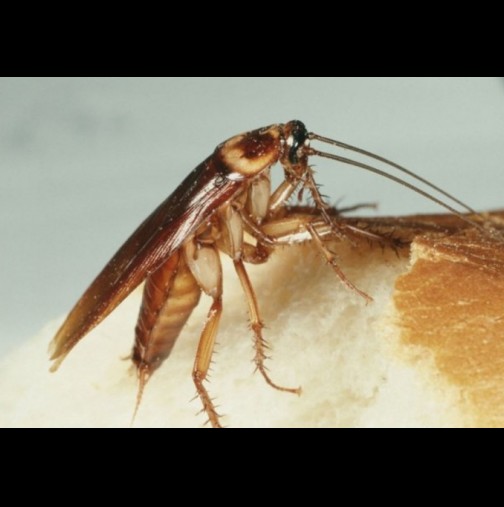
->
left=50, top=156, right=244, bottom=367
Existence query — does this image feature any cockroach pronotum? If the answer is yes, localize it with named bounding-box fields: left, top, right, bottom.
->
left=49, top=120, right=495, bottom=428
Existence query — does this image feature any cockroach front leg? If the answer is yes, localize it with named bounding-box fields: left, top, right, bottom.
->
left=306, top=222, right=373, bottom=302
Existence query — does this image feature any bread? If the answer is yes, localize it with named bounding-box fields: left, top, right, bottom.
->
left=1, top=211, right=503, bottom=427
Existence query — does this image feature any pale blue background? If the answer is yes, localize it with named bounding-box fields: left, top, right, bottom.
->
left=1, top=77, right=504, bottom=354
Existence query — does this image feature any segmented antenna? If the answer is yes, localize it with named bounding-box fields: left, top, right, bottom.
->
left=309, top=133, right=489, bottom=235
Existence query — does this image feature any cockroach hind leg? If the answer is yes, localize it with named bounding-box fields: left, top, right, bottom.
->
left=193, top=374, right=223, bottom=428
left=191, top=295, right=224, bottom=428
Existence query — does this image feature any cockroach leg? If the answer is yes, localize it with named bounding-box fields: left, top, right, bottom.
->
left=343, top=223, right=406, bottom=253
left=306, top=222, right=373, bottom=303
left=239, top=210, right=278, bottom=247
left=267, top=178, right=299, bottom=218
left=245, top=213, right=372, bottom=302
left=233, top=258, right=301, bottom=395
left=192, top=295, right=223, bottom=428
left=304, top=168, right=355, bottom=245
left=184, top=241, right=225, bottom=427
left=246, top=172, right=271, bottom=222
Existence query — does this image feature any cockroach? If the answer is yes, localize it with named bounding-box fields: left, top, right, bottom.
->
left=49, top=120, right=492, bottom=427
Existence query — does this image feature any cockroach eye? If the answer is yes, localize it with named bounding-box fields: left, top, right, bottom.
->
left=287, top=120, right=309, bottom=164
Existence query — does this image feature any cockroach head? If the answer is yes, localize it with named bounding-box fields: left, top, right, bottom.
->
left=284, top=120, right=309, bottom=165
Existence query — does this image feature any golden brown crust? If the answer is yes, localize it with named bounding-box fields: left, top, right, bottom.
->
left=394, top=218, right=504, bottom=427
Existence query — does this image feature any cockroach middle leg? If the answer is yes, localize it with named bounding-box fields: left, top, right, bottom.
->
left=233, top=257, right=301, bottom=395
left=246, top=208, right=375, bottom=303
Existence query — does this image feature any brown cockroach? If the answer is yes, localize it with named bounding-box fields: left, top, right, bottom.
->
left=49, top=120, right=490, bottom=427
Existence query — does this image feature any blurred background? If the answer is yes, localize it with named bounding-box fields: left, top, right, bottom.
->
left=1, top=77, right=504, bottom=355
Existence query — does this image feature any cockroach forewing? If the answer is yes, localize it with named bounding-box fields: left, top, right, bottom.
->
left=50, top=156, right=244, bottom=366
